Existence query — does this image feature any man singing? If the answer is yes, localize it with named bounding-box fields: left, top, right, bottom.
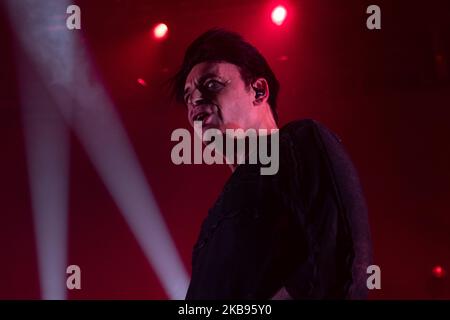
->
left=172, top=28, right=372, bottom=299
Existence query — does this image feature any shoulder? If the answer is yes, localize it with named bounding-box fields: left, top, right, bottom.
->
left=279, top=118, right=342, bottom=146
left=277, top=119, right=359, bottom=199
left=278, top=119, right=345, bottom=171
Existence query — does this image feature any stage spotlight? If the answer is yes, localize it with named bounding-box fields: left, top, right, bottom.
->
left=137, top=78, right=147, bottom=87
left=153, top=23, right=168, bottom=40
left=6, top=0, right=72, bottom=300
left=271, top=5, right=287, bottom=26
left=6, top=0, right=188, bottom=299
left=432, top=265, right=446, bottom=278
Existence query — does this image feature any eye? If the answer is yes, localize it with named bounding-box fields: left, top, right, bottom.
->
left=204, top=79, right=224, bottom=92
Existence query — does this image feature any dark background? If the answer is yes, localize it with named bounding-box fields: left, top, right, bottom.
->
left=1, top=0, right=449, bottom=299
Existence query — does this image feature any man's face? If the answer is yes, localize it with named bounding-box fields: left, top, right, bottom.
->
left=184, top=62, right=258, bottom=133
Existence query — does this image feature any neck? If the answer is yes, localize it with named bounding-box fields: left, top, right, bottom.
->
left=251, top=107, right=278, bottom=132
left=228, top=114, right=278, bottom=172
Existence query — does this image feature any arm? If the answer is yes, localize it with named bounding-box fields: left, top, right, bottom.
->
left=280, top=119, right=373, bottom=299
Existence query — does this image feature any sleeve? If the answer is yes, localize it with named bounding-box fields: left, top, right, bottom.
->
left=280, top=120, right=373, bottom=299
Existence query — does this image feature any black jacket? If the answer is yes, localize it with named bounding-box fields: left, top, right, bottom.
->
left=185, top=119, right=373, bottom=299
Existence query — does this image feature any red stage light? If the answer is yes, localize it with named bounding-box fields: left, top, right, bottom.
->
left=432, top=265, right=446, bottom=278
left=153, top=23, right=168, bottom=40
left=137, top=78, right=147, bottom=87
left=271, top=5, right=287, bottom=26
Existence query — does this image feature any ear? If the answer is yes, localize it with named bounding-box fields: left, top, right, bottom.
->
left=251, top=78, right=269, bottom=106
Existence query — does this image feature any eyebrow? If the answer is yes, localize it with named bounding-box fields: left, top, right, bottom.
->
left=184, top=72, right=219, bottom=100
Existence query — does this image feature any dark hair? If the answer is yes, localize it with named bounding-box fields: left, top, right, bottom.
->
left=172, top=28, right=280, bottom=123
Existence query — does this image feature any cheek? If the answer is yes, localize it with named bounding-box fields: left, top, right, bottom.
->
left=186, top=106, right=194, bottom=125
left=217, top=87, right=252, bottom=114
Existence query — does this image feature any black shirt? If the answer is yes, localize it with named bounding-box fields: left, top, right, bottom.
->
left=185, top=119, right=373, bottom=299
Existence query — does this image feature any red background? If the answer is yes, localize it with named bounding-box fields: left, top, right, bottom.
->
left=0, top=0, right=449, bottom=299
